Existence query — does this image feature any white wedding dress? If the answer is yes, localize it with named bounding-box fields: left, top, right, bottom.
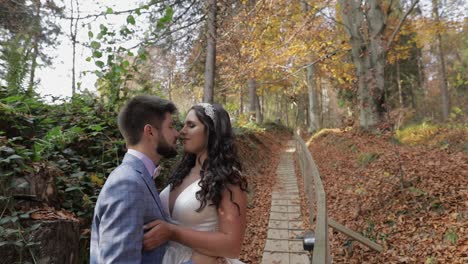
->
left=160, top=179, right=245, bottom=264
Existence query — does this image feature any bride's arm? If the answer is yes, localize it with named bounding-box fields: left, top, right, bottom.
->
left=143, top=184, right=247, bottom=258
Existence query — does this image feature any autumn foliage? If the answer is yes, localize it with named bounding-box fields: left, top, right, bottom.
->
left=307, top=129, right=467, bottom=263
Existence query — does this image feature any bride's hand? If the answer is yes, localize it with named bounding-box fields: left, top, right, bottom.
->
left=143, top=219, right=175, bottom=251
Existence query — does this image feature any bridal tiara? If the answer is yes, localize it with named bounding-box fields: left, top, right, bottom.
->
left=197, top=103, right=216, bottom=122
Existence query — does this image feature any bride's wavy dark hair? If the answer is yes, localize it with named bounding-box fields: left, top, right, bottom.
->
left=168, top=103, right=248, bottom=213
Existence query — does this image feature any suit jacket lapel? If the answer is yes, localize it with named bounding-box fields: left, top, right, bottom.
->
left=122, top=153, right=168, bottom=221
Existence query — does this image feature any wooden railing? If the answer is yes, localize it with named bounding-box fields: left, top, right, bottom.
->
left=294, top=134, right=331, bottom=264
left=294, top=133, right=383, bottom=263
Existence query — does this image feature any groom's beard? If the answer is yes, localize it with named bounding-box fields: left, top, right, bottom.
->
left=156, top=135, right=178, bottom=158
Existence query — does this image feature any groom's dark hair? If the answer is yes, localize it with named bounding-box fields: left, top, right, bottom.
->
left=118, top=95, right=177, bottom=145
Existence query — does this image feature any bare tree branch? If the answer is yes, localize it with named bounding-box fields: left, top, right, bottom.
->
left=58, top=1, right=165, bottom=20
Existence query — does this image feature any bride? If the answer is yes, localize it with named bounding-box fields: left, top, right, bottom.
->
left=143, top=103, right=248, bottom=264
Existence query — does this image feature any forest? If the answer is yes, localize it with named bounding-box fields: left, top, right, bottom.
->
left=0, top=0, right=466, bottom=263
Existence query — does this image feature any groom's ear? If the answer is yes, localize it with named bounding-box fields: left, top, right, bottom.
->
left=143, top=124, right=158, bottom=138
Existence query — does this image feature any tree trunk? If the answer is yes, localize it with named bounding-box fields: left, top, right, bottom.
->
left=70, top=0, right=79, bottom=97
left=296, top=89, right=307, bottom=128
left=409, top=81, right=416, bottom=109
left=248, top=78, right=256, bottom=121
left=432, top=0, right=450, bottom=121
left=396, top=58, right=404, bottom=107
left=301, top=0, right=320, bottom=132
left=255, top=88, right=262, bottom=123
left=340, top=0, right=385, bottom=129
left=261, top=88, right=265, bottom=120
left=417, top=48, right=427, bottom=96
left=203, top=0, right=217, bottom=103
left=307, top=63, right=320, bottom=132
left=368, top=0, right=386, bottom=106
left=27, top=1, right=41, bottom=95
left=275, top=92, right=281, bottom=123
left=318, top=76, right=324, bottom=128
left=222, top=89, right=227, bottom=104
left=28, top=38, right=39, bottom=95
left=168, top=71, right=173, bottom=101
left=239, top=85, right=244, bottom=114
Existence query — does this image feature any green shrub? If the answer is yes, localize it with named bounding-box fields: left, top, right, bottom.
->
left=395, top=122, right=440, bottom=146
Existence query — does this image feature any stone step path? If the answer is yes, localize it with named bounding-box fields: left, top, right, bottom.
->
left=261, top=141, right=310, bottom=264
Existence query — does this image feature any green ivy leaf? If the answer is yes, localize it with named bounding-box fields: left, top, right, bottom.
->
left=106, top=7, right=113, bottom=14
left=119, top=26, right=131, bottom=36
left=157, top=6, right=174, bottom=29
left=65, top=186, right=82, bottom=192
left=93, top=51, right=103, bottom=58
left=99, top=24, right=108, bottom=33
left=94, top=70, right=103, bottom=77
left=46, top=126, right=63, bottom=139
left=19, top=212, right=30, bottom=219
left=161, top=6, right=174, bottom=23
left=71, top=171, right=86, bottom=178
left=7, top=154, right=23, bottom=162
left=89, top=124, right=104, bottom=132
left=88, top=31, right=94, bottom=38
left=126, top=15, right=136, bottom=25
left=69, top=126, right=84, bottom=133
left=90, top=41, right=101, bottom=50
left=95, top=60, right=105, bottom=68
left=28, top=223, right=41, bottom=231
left=107, top=54, right=115, bottom=64
left=0, top=216, right=12, bottom=224
left=114, top=65, right=124, bottom=73
left=16, top=181, right=29, bottom=189
left=13, top=241, right=24, bottom=247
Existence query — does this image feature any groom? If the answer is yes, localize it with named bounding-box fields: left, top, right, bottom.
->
left=90, top=95, right=179, bottom=263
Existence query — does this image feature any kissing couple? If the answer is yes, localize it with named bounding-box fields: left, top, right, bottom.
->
left=90, top=95, right=248, bottom=264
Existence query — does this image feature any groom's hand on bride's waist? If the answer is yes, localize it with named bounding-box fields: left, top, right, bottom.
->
left=143, top=219, right=174, bottom=251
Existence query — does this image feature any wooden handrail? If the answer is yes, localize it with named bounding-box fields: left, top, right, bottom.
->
left=294, top=134, right=331, bottom=264
left=294, top=133, right=383, bottom=263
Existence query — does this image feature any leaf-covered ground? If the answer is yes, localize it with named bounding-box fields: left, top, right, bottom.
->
left=307, top=129, right=467, bottom=263
left=237, top=129, right=290, bottom=264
